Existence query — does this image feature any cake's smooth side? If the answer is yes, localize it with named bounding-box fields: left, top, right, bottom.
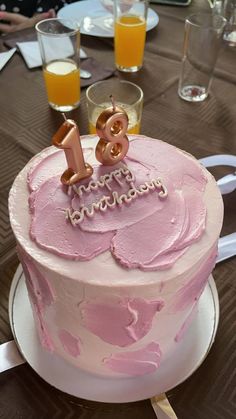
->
left=9, top=135, right=223, bottom=377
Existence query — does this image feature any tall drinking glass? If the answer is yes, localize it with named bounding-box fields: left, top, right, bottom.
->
left=36, top=18, right=80, bottom=112
left=114, top=0, right=149, bottom=72
left=214, top=0, right=236, bottom=46
left=178, top=13, right=226, bottom=102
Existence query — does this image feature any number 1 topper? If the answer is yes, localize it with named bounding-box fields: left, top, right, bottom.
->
left=53, top=115, right=93, bottom=186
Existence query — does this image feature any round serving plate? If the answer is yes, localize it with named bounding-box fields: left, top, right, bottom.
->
left=9, top=265, right=219, bottom=403
left=58, top=0, right=159, bottom=38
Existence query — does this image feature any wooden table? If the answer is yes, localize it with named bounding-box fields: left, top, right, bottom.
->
left=0, top=1, right=235, bottom=417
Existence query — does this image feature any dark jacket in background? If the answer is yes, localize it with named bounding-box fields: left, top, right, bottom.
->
left=0, top=0, right=79, bottom=17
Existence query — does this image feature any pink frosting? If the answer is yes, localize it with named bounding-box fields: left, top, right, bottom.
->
left=80, top=298, right=164, bottom=347
left=28, top=138, right=208, bottom=271
left=28, top=150, right=65, bottom=192
left=104, top=342, right=162, bottom=376
left=18, top=247, right=54, bottom=352
left=111, top=182, right=205, bottom=270
left=58, top=330, right=81, bottom=358
left=29, top=176, right=114, bottom=260
left=27, top=147, right=93, bottom=192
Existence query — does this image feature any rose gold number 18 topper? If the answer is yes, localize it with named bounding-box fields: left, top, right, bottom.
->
left=53, top=117, right=93, bottom=186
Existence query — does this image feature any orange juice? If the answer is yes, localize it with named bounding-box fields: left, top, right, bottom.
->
left=115, top=15, right=146, bottom=69
left=89, top=102, right=141, bottom=135
left=43, top=59, right=80, bottom=110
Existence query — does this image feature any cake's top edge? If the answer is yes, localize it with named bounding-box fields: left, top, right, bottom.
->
left=9, top=135, right=224, bottom=286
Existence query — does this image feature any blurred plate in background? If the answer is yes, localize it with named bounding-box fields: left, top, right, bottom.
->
left=58, top=0, right=159, bottom=38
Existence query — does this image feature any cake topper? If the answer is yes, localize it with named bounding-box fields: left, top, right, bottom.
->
left=66, top=167, right=168, bottom=226
left=53, top=115, right=93, bottom=186
left=53, top=98, right=129, bottom=185
left=95, top=95, right=129, bottom=166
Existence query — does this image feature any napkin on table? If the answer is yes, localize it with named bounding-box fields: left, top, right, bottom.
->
left=0, top=47, right=16, bottom=71
left=4, top=33, right=86, bottom=59
left=16, top=41, right=41, bottom=68
left=6, top=40, right=115, bottom=87
left=16, top=41, right=87, bottom=69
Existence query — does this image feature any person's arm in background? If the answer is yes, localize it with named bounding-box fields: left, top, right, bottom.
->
left=0, top=9, right=55, bottom=33
left=0, top=0, right=78, bottom=33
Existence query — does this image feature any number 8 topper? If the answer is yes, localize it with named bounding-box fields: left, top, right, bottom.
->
left=95, top=96, right=129, bottom=166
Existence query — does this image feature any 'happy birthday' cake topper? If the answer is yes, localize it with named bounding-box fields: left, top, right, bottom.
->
left=66, top=166, right=168, bottom=226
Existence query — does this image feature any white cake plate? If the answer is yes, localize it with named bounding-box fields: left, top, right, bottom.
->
left=9, top=265, right=219, bottom=403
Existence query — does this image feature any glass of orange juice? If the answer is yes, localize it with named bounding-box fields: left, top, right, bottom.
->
left=114, top=0, right=149, bottom=72
left=86, top=79, right=143, bottom=135
left=36, top=18, right=80, bottom=112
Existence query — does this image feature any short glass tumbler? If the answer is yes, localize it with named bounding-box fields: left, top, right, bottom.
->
left=86, top=79, right=143, bottom=135
left=178, top=13, right=226, bottom=102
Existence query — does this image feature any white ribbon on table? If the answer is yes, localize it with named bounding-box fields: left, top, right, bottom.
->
left=200, top=154, right=236, bottom=202
left=199, top=154, right=236, bottom=263
left=0, top=154, right=235, bottom=418
left=151, top=394, right=178, bottom=419
left=0, top=340, right=24, bottom=373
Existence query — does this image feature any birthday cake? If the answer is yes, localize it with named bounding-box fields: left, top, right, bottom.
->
left=9, top=134, right=223, bottom=378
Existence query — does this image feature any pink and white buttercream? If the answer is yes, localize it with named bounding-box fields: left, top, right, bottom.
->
left=9, top=135, right=224, bottom=377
